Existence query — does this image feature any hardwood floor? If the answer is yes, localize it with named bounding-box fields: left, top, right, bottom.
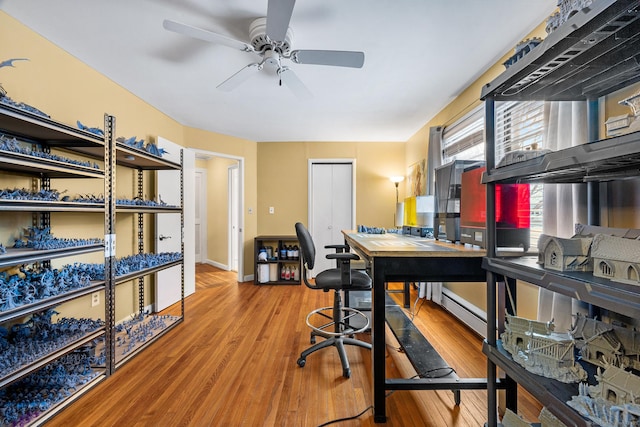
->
left=48, top=264, right=541, bottom=426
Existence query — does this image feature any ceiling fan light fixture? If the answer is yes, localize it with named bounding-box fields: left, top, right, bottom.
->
left=263, top=49, right=282, bottom=69
left=249, top=17, right=293, bottom=55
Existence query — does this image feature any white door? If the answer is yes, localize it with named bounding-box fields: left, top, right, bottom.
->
left=155, top=137, right=196, bottom=311
left=228, top=164, right=239, bottom=272
left=309, top=161, right=354, bottom=275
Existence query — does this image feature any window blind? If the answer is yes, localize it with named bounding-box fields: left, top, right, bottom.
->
left=495, top=100, right=545, bottom=165
left=442, top=106, right=484, bottom=163
left=495, top=100, right=545, bottom=246
left=441, top=100, right=545, bottom=249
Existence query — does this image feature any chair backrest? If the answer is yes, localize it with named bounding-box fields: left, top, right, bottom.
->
left=295, top=222, right=316, bottom=270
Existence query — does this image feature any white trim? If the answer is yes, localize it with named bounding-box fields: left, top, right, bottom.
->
left=440, top=288, right=488, bottom=338
left=205, top=259, right=227, bottom=270
left=192, top=149, right=245, bottom=283
left=196, top=168, right=208, bottom=263
left=228, top=163, right=239, bottom=273
left=307, top=158, right=357, bottom=231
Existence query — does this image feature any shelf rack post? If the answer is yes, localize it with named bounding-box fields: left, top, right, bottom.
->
left=104, top=113, right=117, bottom=376
left=484, top=96, right=500, bottom=427
left=586, top=98, right=601, bottom=320
left=137, top=169, right=145, bottom=314
left=180, top=149, right=185, bottom=316
left=586, top=98, right=600, bottom=227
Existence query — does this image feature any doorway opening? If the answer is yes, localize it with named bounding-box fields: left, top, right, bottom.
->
left=193, top=149, right=244, bottom=284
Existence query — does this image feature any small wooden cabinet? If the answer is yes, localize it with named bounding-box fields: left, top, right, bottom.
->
left=254, top=235, right=301, bottom=285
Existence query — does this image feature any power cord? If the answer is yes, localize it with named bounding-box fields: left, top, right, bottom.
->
left=316, top=368, right=457, bottom=426
left=318, top=292, right=455, bottom=425
left=317, top=405, right=373, bottom=427
left=418, top=366, right=457, bottom=378
left=408, top=296, right=426, bottom=320
left=316, top=390, right=396, bottom=427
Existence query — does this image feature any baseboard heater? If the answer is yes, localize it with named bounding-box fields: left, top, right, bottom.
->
left=440, top=289, right=488, bottom=338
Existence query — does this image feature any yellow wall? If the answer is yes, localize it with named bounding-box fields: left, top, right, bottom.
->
left=203, top=156, right=238, bottom=264
left=0, top=12, right=257, bottom=320
left=256, top=141, right=406, bottom=235
left=0, top=10, right=544, bottom=319
left=4, top=9, right=636, bottom=323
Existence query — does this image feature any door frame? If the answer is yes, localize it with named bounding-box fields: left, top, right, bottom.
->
left=307, top=158, right=357, bottom=260
left=193, top=148, right=244, bottom=283
left=195, top=168, right=207, bottom=263
left=227, top=163, right=239, bottom=272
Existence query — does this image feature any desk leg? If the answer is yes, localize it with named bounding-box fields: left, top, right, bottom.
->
left=372, top=260, right=387, bottom=423
left=403, top=281, right=410, bottom=308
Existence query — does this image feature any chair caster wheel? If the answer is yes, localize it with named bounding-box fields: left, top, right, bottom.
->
left=343, top=368, right=351, bottom=378
left=297, top=358, right=306, bottom=368
left=310, top=336, right=316, bottom=344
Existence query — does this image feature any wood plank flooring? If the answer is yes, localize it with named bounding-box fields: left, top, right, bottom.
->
left=47, top=264, right=541, bottom=426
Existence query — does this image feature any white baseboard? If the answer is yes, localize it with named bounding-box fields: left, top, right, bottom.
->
left=440, top=289, right=487, bottom=338
left=204, top=259, right=253, bottom=282
left=205, top=259, right=227, bottom=270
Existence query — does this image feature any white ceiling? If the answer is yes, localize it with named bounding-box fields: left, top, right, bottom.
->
left=1, top=0, right=556, bottom=143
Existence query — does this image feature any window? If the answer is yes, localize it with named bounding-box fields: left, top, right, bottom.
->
left=599, top=261, right=613, bottom=277
left=442, top=106, right=484, bottom=164
left=441, top=101, right=545, bottom=250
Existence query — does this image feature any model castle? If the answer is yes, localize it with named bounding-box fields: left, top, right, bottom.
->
left=545, top=0, right=594, bottom=34
left=537, top=224, right=640, bottom=286
left=500, top=220, right=640, bottom=424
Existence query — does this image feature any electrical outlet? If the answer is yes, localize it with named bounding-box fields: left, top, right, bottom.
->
left=91, top=292, right=100, bottom=307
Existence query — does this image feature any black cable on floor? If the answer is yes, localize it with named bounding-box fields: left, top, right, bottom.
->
left=419, top=366, right=457, bottom=378
left=316, top=390, right=396, bottom=427
left=317, top=405, right=372, bottom=427
left=409, top=296, right=426, bottom=320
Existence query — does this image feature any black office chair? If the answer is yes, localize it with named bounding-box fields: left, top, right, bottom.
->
left=294, top=222, right=372, bottom=378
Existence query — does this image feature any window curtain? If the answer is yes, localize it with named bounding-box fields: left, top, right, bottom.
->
left=537, top=101, right=589, bottom=331
left=424, top=126, right=444, bottom=303
left=427, top=126, right=443, bottom=195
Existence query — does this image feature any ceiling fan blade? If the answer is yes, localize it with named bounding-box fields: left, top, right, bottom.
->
left=291, top=50, right=365, bottom=68
left=217, top=63, right=261, bottom=91
left=163, top=19, right=254, bottom=52
left=278, top=67, right=312, bottom=100
left=266, top=0, right=296, bottom=42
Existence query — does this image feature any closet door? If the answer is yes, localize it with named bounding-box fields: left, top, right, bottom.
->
left=310, top=162, right=354, bottom=275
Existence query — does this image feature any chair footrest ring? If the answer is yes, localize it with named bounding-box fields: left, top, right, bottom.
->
left=305, top=306, right=370, bottom=338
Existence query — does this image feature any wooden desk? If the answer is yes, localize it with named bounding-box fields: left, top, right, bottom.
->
left=343, top=231, right=488, bottom=423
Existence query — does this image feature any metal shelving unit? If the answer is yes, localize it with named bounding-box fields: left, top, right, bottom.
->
left=111, top=144, right=184, bottom=370
left=0, top=103, right=186, bottom=423
left=480, top=1, right=640, bottom=425
left=0, top=105, right=110, bottom=425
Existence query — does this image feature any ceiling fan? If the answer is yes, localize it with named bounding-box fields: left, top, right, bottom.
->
left=162, top=0, right=365, bottom=99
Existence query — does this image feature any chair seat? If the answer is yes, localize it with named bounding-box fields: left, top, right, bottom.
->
left=314, top=268, right=371, bottom=291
